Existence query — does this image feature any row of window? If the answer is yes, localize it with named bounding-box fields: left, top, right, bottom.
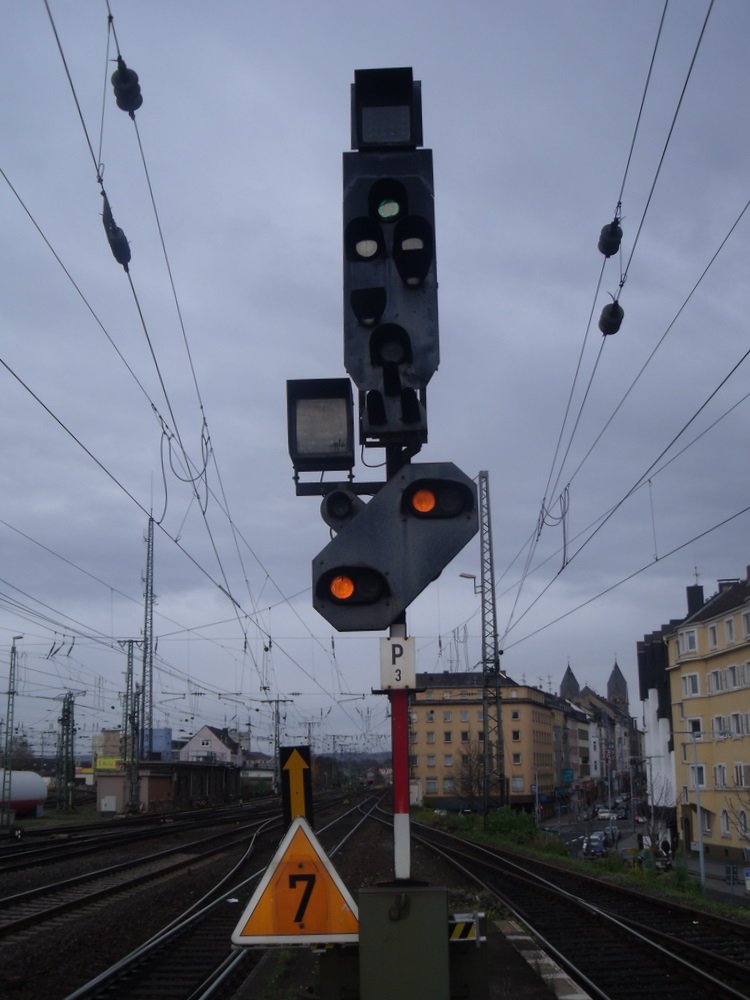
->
left=684, top=713, right=750, bottom=740
left=686, top=762, right=750, bottom=788
left=678, top=611, right=750, bottom=655
left=682, top=663, right=750, bottom=697
left=412, top=752, right=528, bottom=768
left=423, top=776, right=529, bottom=795
left=410, top=730, right=482, bottom=745
left=414, top=707, right=527, bottom=722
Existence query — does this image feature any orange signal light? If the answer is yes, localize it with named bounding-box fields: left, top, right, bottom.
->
left=329, top=575, right=356, bottom=601
left=411, top=488, right=437, bottom=514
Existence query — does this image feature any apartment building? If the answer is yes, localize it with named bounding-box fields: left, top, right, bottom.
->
left=666, top=569, right=750, bottom=864
left=409, top=671, right=579, bottom=816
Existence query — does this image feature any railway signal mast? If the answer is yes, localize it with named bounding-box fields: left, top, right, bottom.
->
left=284, top=68, right=484, bottom=999
left=287, top=68, right=479, bottom=874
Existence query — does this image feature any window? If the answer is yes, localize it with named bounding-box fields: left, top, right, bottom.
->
left=477, top=710, right=483, bottom=722
left=409, top=730, right=417, bottom=744
left=708, top=669, right=724, bottom=694
left=426, top=731, right=435, bottom=745
left=708, top=624, right=718, bottom=649
left=426, top=755, right=436, bottom=768
left=425, top=777, right=438, bottom=794
left=688, top=717, right=702, bottom=737
left=409, top=754, right=418, bottom=767
left=735, top=763, right=750, bottom=787
left=460, top=711, right=469, bottom=723
left=443, top=731, right=452, bottom=744
left=443, top=710, right=452, bottom=723
left=511, top=730, right=521, bottom=742
left=511, top=710, right=520, bottom=720
left=443, top=778, right=454, bottom=793
left=721, top=810, right=731, bottom=836
left=442, top=691, right=451, bottom=700
left=200, top=739, right=210, bottom=747
left=714, top=763, right=727, bottom=788
left=478, top=730, right=485, bottom=743
left=444, top=754, right=453, bottom=767
left=731, top=713, right=744, bottom=737
left=679, top=629, right=697, bottom=654
left=409, top=711, right=418, bottom=722
left=712, top=715, right=729, bottom=738
left=740, top=812, right=748, bottom=838
left=690, top=764, right=706, bottom=788
left=725, top=618, right=736, bottom=644
left=512, top=752, right=521, bottom=765
left=743, top=611, right=750, bottom=637
left=726, top=665, right=739, bottom=689
left=460, top=731, right=470, bottom=744
left=511, top=776, right=524, bottom=791
left=682, top=674, right=699, bottom=697
left=426, top=710, right=435, bottom=723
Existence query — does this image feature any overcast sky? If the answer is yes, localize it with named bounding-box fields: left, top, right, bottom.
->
left=2, top=1, right=748, bottom=758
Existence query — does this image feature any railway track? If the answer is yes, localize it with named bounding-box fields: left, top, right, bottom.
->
left=0, top=816, right=283, bottom=939
left=63, top=797, right=380, bottom=999
left=412, top=819, right=750, bottom=999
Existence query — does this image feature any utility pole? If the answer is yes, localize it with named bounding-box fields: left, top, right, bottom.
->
left=259, top=696, right=293, bottom=792
left=1, top=636, right=23, bottom=830
left=478, top=471, right=505, bottom=812
left=141, top=515, right=155, bottom=761
left=119, top=640, right=141, bottom=813
left=460, top=471, right=504, bottom=823
left=56, top=692, right=76, bottom=811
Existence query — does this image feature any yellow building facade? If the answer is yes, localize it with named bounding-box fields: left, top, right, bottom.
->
left=409, top=671, right=571, bottom=814
left=667, top=574, right=750, bottom=864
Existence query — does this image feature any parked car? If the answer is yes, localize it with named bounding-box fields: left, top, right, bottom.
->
left=582, top=832, right=608, bottom=857
left=596, top=808, right=617, bottom=820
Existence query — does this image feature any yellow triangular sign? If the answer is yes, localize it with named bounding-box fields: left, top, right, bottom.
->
left=231, top=816, right=359, bottom=946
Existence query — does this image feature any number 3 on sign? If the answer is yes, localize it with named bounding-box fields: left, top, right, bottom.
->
left=379, top=637, right=416, bottom=689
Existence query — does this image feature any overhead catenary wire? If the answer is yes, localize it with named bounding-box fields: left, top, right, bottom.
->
left=501, top=0, right=718, bottom=646
left=500, top=6, right=673, bottom=641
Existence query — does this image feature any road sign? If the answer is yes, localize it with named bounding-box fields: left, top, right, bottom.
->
left=379, top=636, right=416, bottom=688
left=231, top=817, right=359, bottom=946
left=280, top=746, right=314, bottom=828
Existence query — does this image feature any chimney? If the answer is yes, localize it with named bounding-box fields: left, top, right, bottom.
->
left=686, top=584, right=704, bottom=616
left=717, top=578, right=740, bottom=594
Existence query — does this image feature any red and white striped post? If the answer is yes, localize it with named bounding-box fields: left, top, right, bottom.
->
left=390, top=685, right=411, bottom=879
left=389, top=621, right=411, bottom=880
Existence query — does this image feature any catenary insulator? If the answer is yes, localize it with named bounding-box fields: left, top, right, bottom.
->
left=111, top=56, right=143, bottom=114
left=598, top=300, right=624, bottom=336
left=598, top=219, right=622, bottom=258
left=102, top=193, right=131, bottom=269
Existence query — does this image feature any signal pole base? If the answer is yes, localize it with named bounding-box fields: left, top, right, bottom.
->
left=358, top=885, right=450, bottom=1000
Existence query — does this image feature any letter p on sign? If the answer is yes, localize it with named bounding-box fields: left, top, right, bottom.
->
left=379, top=637, right=416, bottom=689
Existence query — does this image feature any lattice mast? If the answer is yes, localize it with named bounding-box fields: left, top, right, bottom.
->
left=478, top=470, right=506, bottom=809
left=140, top=515, right=155, bottom=760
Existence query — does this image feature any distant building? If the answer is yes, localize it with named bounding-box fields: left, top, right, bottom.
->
left=409, top=670, right=590, bottom=817
left=179, top=726, right=243, bottom=767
